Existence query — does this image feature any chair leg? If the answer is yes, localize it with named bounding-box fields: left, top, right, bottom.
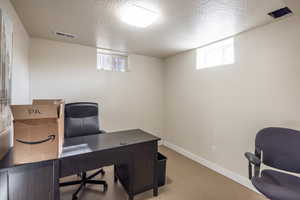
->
left=86, top=180, right=107, bottom=184
left=60, top=180, right=82, bottom=187
left=87, top=169, right=103, bottom=180
left=100, top=168, right=105, bottom=175
left=86, top=180, right=108, bottom=192
left=72, top=182, right=85, bottom=200
left=60, top=170, right=107, bottom=198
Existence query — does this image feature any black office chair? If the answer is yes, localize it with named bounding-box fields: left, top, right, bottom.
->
left=245, top=127, right=300, bottom=200
left=60, top=102, right=108, bottom=200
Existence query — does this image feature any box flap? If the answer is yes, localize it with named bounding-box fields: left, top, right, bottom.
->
left=32, top=99, right=65, bottom=117
left=10, top=105, right=58, bottom=120
left=32, top=99, right=64, bottom=105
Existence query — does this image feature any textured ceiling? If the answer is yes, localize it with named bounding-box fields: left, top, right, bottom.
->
left=10, top=0, right=297, bottom=58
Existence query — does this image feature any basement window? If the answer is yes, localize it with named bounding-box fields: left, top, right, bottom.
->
left=97, top=49, right=128, bottom=72
left=197, top=38, right=234, bottom=69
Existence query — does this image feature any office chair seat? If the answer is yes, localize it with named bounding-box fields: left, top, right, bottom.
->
left=252, top=169, right=300, bottom=200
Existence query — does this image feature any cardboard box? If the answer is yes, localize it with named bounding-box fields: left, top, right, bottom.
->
left=32, top=99, right=64, bottom=106
left=32, top=99, right=65, bottom=156
left=0, top=129, right=11, bottom=160
left=10, top=101, right=64, bottom=164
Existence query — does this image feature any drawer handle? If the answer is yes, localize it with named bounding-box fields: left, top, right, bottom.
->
left=16, top=135, right=56, bottom=145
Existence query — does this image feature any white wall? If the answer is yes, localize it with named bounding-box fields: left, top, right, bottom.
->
left=164, top=15, right=300, bottom=179
left=0, top=0, right=30, bottom=150
left=28, top=13, right=300, bottom=187
left=0, top=0, right=30, bottom=104
left=29, top=38, right=164, bottom=137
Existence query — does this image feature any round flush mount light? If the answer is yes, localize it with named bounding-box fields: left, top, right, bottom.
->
left=120, top=3, right=159, bottom=28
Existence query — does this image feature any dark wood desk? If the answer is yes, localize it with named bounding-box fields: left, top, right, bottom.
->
left=0, top=129, right=160, bottom=200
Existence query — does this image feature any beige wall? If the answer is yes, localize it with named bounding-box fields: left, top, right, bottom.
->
left=0, top=0, right=30, bottom=104
left=29, top=38, right=164, bottom=137
left=164, top=16, right=300, bottom=178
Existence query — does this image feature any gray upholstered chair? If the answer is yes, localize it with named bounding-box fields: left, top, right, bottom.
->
left=60, top=102, right=107, bottom=200
left=245, top=127, right=300, bottom=200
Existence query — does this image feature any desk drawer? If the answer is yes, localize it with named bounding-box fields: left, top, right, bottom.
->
left=0, top=160, right=59, bottom=200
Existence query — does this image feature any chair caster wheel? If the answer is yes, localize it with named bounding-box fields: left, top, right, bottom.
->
left=72, top=195, right=78, bottom=200
left=103, top=183, right=108, bottom=192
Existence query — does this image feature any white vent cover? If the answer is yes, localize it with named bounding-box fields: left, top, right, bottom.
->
left=54, top=31, right=76, bottom=39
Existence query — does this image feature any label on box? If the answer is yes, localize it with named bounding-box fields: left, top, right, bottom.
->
left=10, top=105, right=58, bottom=120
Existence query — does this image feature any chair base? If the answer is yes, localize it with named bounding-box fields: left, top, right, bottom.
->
left=60, top=169, right=107, bottom=200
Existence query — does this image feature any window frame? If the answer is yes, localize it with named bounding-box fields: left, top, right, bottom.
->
left=97, top=49, right=129, bottom=72
left=196, top=38, right=235, bottom=70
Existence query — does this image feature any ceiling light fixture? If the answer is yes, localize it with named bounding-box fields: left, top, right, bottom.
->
left=120, top=4, right=159, bottom=28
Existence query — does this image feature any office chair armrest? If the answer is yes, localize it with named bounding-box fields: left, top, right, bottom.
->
left=245, top=152, right=261, bottom=180
left=245, top=152, right=261, bottom=166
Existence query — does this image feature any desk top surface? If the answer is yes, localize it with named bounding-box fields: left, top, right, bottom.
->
left=61, top=129, right=160, bottom=158
left=0, top=129, right=160, bottom=171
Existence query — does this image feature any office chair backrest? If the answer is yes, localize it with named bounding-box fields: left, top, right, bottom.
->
left=65, top=102, right=100, bottom=138
left=255, top=127, right=300, bottom=173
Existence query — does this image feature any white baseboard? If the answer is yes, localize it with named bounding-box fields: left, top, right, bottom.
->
left=162, top=140, right=257, bottom=193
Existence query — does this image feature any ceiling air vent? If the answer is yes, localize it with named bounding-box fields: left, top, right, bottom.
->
left=268, top=7, right=293, bottom=19
left=54, top=31, right=76, bottom=39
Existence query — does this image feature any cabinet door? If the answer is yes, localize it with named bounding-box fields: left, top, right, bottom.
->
left=8, top=160, right=59, bottom=200
left=132, top=142, right=156, bottom=193
left=0, top=171, right=8, bottom=200
left=115, top=141, right=157, bottom=195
